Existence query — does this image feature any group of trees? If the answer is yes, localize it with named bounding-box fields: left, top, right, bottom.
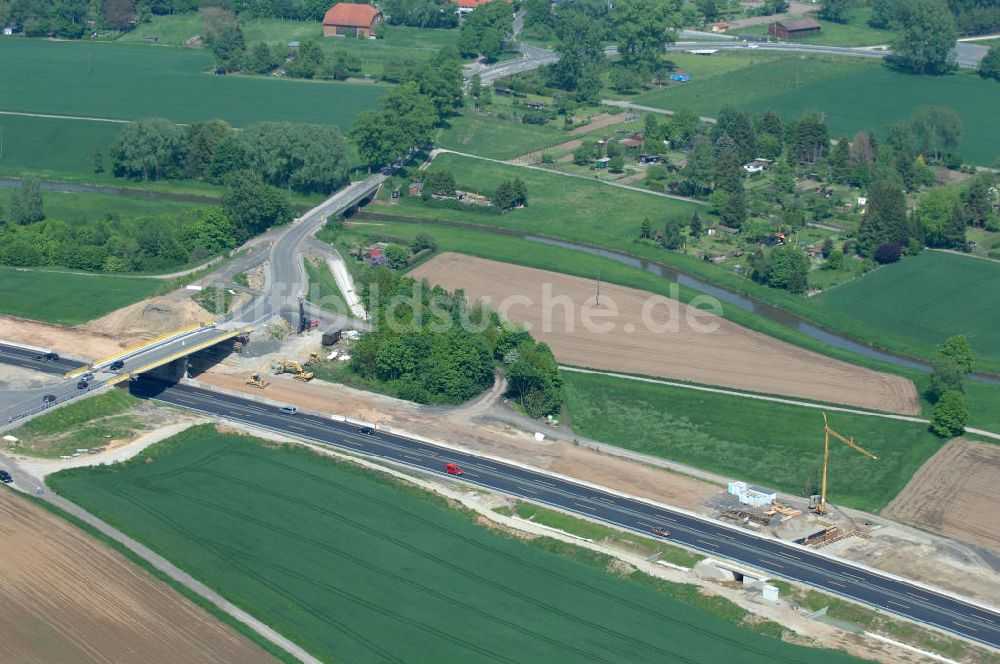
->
left=748, top=244, right=811, bottom=293
left=928, top=335, right=973, bottom=437
left=0, top=0, right=124, bottom=38
left=347, top=268, right=562, bottom=414
left=380, top=0, right=457, bottom=29
left=106, top=118, right=349, bottom=194
left=0, top=174, right=293, bottom=272
left=351, top=54, right=462, bottom=169
left=492, top=178, right=528, bottom=211
left=457, top=0, right=513, bottom=62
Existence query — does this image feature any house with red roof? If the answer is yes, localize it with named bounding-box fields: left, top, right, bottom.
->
left=323, top=3, right=383, bottom=38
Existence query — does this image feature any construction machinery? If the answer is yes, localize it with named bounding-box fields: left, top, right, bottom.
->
left=246, top=373, right=268, bottom=389
left=304, top=352, right=321, bottom=366
left=273, top=359, right=314, bottom=382
left=815, top=412, right=878, bottom=515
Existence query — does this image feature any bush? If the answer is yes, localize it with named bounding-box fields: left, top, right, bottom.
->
left=873, top=242, right=902, bottom=265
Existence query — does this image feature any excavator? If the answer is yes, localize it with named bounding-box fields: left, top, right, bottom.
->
left=246, top=373, right=268, bottom=389
left=273, top=359, right=314, bottom=382
left=304, top=352, right=321, bottom=366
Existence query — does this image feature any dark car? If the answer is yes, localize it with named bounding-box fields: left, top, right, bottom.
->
left=110, top=359, right=125, bottom=371
left=77, top=380, right=89, bottom=390
left=0, top=470, right=12, bottom=484
left=42, top=394, right=56, bottom=404
left=33, top=352, right=59, bottom=362
left=279, top=405, right=298, bottom=415
left=357, top=426, right=376, bottom=435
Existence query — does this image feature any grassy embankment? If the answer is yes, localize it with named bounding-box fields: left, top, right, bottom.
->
left=49, top=426, right=863, bottom=663
left=4, top=390, right=142, bottom=457
left=631, top=56, right=1000, bottom=166
left=303, top=256, right=349, bottom=316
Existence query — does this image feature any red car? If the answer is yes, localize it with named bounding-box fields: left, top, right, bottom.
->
left=444, top=463, right=464, bottom=476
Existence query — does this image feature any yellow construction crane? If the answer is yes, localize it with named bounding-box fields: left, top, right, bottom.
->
left=816, top=412, right=878, bottom=514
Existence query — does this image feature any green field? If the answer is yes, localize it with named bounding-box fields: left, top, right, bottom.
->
left=0, top=114, right=122, bottom=178
left=0, top=265, right=162, bottom=325
left=436, top=112, right=571, bottom=160
left=5, top=390, right=141, bottom=457
left=815, top=251, right=1000, bottom=368
left=634, top=57, right=1000, bottom=165
left=0, top=186, right=199, bottom=224
left=49, top=427, right=861, bottom=663
left=0, top=39, right=384, bottom=128
left=564, top=371, right=943, bottom=512
left=390, top=152, right=699, bottom=247
left=119, top=18, right=458, bottom=79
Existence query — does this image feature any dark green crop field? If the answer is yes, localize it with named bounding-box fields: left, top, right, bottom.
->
left=0, top=39, right=383, bottom=128
left=50, top=427, right=861, bottom=663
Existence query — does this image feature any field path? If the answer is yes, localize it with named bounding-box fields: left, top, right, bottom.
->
left=0, top=454, right=322, bottom=664
left=0, top=109, right=133, bottom=123
left=411, top=253, right=921, bottom=414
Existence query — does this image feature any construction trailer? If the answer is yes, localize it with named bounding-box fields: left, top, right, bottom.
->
left=728, top=481, right=777, bottom=508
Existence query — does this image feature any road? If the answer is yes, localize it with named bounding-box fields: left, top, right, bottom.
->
left=130, top=376, right=1000, bottom=650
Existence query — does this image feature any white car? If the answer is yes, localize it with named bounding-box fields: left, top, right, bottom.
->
left=747, top=43, right=759, bottom=49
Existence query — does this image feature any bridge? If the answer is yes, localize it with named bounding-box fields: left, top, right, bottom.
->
left=2, top=173, right=385, bottom=427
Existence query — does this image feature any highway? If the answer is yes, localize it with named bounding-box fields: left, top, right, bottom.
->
left=133, top=376, right=1000, bottom=650
left=0, top=343, right=80, bottom=375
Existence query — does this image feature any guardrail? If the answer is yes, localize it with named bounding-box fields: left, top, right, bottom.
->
left=6, top=381, right=104, bottom=425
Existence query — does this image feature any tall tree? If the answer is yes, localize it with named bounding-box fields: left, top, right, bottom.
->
left=916, top=188, right=965, bottom=248
left=109, top=118, right=187, bottom=181
left=712, top=105, right=757, bottom=163
left=661, top=215, right=685, bottom=249
left=682, top=136, right=714, bottom=195
left=714, top=145, right=744, bottom=193
left=930, top=390, right=968, bottom=437
left=613, top=0, right=681, bottom=70
left=458, top=0, right=513, bottom=61
left=790, top=112, right=830, bottom=165
left=184, top=120, right=232, bottom=179
left=8, top=177, right=44, bottom=225
left=819, top=0, right=855, bottom=23
left=889, top=0, right=957, bottom=75
left=910, top=106, right=963, bottom=162
left=548, top=7, right=606, bottom=96
left=221, top=170, right=294, bottom=242
left=858, top=167, right=909, bottom=255
left=754, top=109, right=783, bottom=137
left=236, top=122, right=349, bottom=193
left=979, top=45, right=1000, bottom=81
left=101, top=0, right=136, bottom=30
left=940, top=335, right=974, bottom=374
left=830, top=137, right=852, bottom=183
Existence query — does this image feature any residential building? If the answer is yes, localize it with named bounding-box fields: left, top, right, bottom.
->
left=323, top=3, right=383, bottom=38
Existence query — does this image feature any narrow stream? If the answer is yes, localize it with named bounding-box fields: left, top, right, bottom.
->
left=0, top=178, right=219, bottom=203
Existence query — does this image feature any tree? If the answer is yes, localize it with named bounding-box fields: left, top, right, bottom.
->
left=888, top=0, right=958, bottom=75
left=286, top=40, right=325, bottom=79
left=246, top=41, right=278, bottom=74
left=756, top=133, right=783, bottom=161
left=916, top=187, right=965, bottom=248
left=929, top=357, right=964, bottom=402
left=640, top=217, right=652, bottom=239
left=696, top=0, right=719, bottom=22
left=830, top=137, right=851, bottom=183
left=825, top=249, right=845, bottom=270
left=609, top=67, right=642, bottom=93
left=790, top=113, right=829, bottom=165
left=184, top=120, right=232, bottom=179
left=963, top=173, right=996, bottom=227
left=682, top=136, right=714, bottom=195
left=573, top=141, right=602, bottom=166
left=109, top=118, right=187, bottom=181
left=755, top=109, right=783, bottom=138
left=689, top=211, right=703, bottom=237
left=221, top=170, right=294, bottom=242
left=819, top=0, right=854, bottom=23
left=613, top=0, right=680, bottom=70
left=380, top=0, right=458, bottom=28
left=8, top=177, right=44, bottom=224
left=979, top=45, right=1000, bottom=81
left=202, top=8, right=245, bottom=72
left=910, top=106, right=963, bottom=163
left=868, top=0, right=896, bottom=28
left=425, top=170, right=456, bottom=196
left=384, top=243, right=412, bottom=268
left=458, top=0, right=513, bottom=61
left=206, top=135, right=246, bottom=184
left=873, top=241, right=902, bottom=264
left=857, top=168, right=908, bottom=255
left=91, top=149, right=105, bottom=174
left=101, top=0, right=136, bottom=30
left=712, top=105, right=757, bottom=163
left=939, top=335, right=974, bottom=374
left=714, top=145, right=744, bottom=194
left=351, top=110, right=397, bottom=170
left=930, top=390, right=968, bottom=437
left=668, top=107, right=698, bottom=146
left=493, top=178, right=527, bottom=210
left=661, top=215, right=685, bottom=249
left=753, top=244, right=810, bottom=292
left=608, top=155, right=625, bottom=172
left=548, top=7, right=605, bottom=95
left=237, top=122, right=348, bottom=193
left=717, top=190, right=748, bottom=229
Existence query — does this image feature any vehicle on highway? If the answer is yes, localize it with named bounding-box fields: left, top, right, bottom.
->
left=357, top=426, right=376, bottom=435
left=110, top=359, right=125, bottom=371
left=650, top=526, right=670, bottom=538
left=444, top=463, right=464, bottom=476
left=33, top=352, right=59, bottom=362
left=279, top=405, right=298, bottom=415
left=0, top=470, right=12, bottom=484
left=80, top=371, right=94, bottom=381
left=76, top=380, right=89, bottom=390
left=42, top=394, right=56, bottom=404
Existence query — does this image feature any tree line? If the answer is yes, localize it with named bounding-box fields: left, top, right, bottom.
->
left=347, top=268, right=562, bottom=415
left=102, top=118, right=349, bottom=194
left=1, top=174, right=293, bottom=272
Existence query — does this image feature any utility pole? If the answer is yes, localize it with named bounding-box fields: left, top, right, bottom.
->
left=595, top=267, right=601, bottom=306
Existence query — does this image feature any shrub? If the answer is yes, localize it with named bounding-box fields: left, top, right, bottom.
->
left=874, top=242, right=902, bottom=264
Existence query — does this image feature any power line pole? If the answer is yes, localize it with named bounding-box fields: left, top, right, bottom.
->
left=596, top=267, right=601, bottom=306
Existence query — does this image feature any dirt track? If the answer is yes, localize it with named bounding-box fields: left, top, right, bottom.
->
left=883, top=439, right=1000, bottom=554
left=410, top=254, right=920, bottom=414
left=0, top=489, right=276, bottom=664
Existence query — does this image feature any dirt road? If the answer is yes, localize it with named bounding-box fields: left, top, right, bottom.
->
left=410, top=254, right=920, bottom=414
left=0, top=488, right=277, bottom=664
left=883, top=438, right=1000, bottom=554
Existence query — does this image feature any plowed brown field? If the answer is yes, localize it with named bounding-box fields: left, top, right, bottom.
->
left=410, top=253, right=919, bottom=414
left=0, top=489, right=276, bottom=664
left=883, top=439, right=1000, bottom=553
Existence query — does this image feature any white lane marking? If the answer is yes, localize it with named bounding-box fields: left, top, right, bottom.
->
left=953, top=621, right=977, bottom=632
left=844, top=573, right=866, bottom=582
left=768, top=561, right=784, bottom=568
left=288, top=425, right=307, bottom=432
left=887, top=600, right=909, bottom=609
left=828, top=580, right=847, bottom=588
left=696, top=539, right=719, bottom=549
left=574, top=501, right=594, bottom=510
left=907, top=592, right=924, bottom=600
left=519, top=487, right=538, bottom=495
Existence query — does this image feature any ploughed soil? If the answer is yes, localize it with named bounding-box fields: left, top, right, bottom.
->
left=883, top=438, right=1000, bottom=554
left=0, top=489, right=277, bottom=664
left=409, top=253, right=920, bottom=415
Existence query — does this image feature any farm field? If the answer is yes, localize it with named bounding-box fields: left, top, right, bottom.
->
left=409, top=253, right=920, bottom=414
left=0, top=488, right=275, bottom=664
left=48, top=427, right=861, bottom=664
left=0, top=39, right=384, bottom=128
left=0, top=113, right=122, bottom=178
left=634, top=57, right=1000, bottom=165
left=436, top=112, right=571, bottom=160
left=0, top=185, right=200, bottom=224
left=882, top=438, right=1000, bottom=553
left=814, top=251, right=1000, bottom=368
left=0, top=265, right=162, bottom=325
left=562, top=370, right=943, bottom=513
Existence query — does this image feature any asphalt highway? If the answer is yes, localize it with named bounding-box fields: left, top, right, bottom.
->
left=134, top=376, right=1000, bottom=650
left=0, top=343, right=79, bottom=375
